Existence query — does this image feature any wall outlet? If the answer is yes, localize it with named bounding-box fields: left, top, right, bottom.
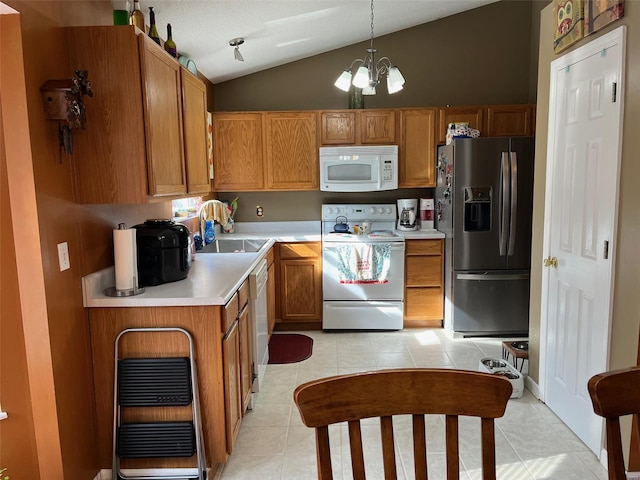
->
left=57, top=242, right=70, bottom=271
left=256, top=206, right=264, bottom=217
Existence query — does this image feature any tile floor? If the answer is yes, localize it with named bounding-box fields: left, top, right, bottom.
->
left=215, top=329, right=607, bottom=479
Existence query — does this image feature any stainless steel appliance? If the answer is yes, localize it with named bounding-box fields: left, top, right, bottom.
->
left=435, top=137, right=534, bottom=336
left=322, top=204, right=405, bottom=330
left=249, top=258, right=268, bottom=399
left=133, top=219, right=191, bottom=286
left=396, top=198, right=418, bottom=231
left=319, top=145, right=398, bottom=192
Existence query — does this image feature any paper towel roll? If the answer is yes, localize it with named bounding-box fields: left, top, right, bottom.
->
left=114, top=226, right=138, bottom=291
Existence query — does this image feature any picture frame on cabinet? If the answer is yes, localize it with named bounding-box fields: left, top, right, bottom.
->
left=553, top=0, right=584, bottom=53
left=585, top=0, right=624, bottom=36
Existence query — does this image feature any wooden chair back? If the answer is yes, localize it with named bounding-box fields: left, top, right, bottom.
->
left=588, top=366, right=640, bottom=480
left=293, top=368, right=512, bottom=480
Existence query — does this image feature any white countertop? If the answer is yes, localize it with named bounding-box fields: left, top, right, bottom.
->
left=82, top=222, right=321, bottom=308
left=396, top=229, right=445, bottom=239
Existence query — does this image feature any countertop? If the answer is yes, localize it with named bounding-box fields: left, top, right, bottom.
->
left=82, top=222, right=320, bottom=308
left=82, top=221, right=444, bottom=308
left=396, top=229, right=445, bottom=240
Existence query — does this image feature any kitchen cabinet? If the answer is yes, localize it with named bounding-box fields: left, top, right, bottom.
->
left=404, top=239, right=444, bottom=328
left=277, top=242, right=322, bottom=327
left=436, top=106, right=484, bottom=145
left=398, top=108, right=437, bottom=188
left=89, top=306, right=227, bottom=470
left=212, top=111, right=317, bottom=191
left=222, top=307, right=241, bottom=455
left=181, top=68, right=212, bottom=193
left=66, top=26, right=210, bottom=203
left=266, top=247, right=277, bottom=337
left=222, top=280, right=253, bottom=454
left=212, top=113, right=264, bottom=191
left=237, top=281, right=252, bottom=415
left=319, top=111, right=356, bottom=144
left=483, top=104, right=535, bottom=137
left=264, top=112, right=318, bottom=190
left=436, top=104, right=536, bottom=144
left=359, top=109, right=396, bottom=144
left=318, top=109, right=395, bottom=145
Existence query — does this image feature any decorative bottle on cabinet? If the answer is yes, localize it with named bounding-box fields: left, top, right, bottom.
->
left=147, top=7, right=161, bottom=45
left=164, top=23, right=177, bottom=57
left=129, top=0, right=144, bottom=30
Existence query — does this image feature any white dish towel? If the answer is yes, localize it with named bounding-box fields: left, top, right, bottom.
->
left=336, top=243, right=391, bottom=284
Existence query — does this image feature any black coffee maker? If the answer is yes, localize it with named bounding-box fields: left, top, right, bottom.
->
left=133, top=219, right=191, bottom=286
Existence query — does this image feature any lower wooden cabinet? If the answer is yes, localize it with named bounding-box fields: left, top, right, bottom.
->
left=404, top=239, right=444, bottom=327
left=223, top=280, right=252, bottom=456
left=276, top=242, right=322, bottom=327
left=89, top=306, right=228, bottom=470
left=222, top=318, right=242, bottom=454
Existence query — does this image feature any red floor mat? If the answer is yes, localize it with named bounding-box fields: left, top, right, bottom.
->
left=268, top=334, right=313, bottom=364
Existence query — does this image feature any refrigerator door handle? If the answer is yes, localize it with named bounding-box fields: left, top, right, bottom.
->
left=508, top=151, right=518, bottom=256
left=499, top=152, right=510, bottom=256
left=456, top=272, right=530, bottom=281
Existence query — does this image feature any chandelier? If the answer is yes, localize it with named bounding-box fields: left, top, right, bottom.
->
left=334, top=0, right=405, bottom=95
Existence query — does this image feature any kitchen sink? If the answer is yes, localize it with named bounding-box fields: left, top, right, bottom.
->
left=198, top=238, right=268, bottom=254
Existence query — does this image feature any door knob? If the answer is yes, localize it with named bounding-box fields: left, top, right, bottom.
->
left=543, top=256, right=558, bottom=268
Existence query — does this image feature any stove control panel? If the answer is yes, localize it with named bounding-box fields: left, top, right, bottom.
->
left=322, top=204, right=396, bottom=222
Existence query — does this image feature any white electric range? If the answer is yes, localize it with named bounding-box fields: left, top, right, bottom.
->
left=321, top=204, right=405, bottom=330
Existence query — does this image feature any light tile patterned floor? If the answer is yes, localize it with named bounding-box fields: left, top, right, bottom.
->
left=216, top=329, right=607, bottom=480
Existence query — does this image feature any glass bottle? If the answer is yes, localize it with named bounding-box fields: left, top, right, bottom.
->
left=147, top=7, right=161, bottom=46
left=164, top=23, right=177, bottom=58
left=128, top=0, right=144, bottom=31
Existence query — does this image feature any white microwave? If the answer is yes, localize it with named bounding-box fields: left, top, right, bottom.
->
left=319, top=145, right=398, bottom=192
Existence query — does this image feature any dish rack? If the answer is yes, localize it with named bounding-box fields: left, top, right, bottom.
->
left=478, top=358, right=524, bottom=399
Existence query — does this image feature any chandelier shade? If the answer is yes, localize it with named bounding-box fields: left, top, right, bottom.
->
left=333, top=0, right=405, bottom=95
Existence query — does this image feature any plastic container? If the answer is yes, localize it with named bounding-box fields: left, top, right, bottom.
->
left=204, top=220, right=215, bottom=244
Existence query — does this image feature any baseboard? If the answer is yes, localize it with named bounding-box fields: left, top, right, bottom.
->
left=525, top=375, right=541, bottom=399
left=626, top=471, right=640, bottom=479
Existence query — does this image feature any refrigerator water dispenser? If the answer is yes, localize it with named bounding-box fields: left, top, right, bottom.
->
left=463, top=187, right=491, bottom=232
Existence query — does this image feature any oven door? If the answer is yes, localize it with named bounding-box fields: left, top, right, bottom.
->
left=322, top=241, right=405, bottom=300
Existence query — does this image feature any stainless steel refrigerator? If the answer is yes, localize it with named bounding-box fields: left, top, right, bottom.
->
left=435, top=137, right=534, bottom=337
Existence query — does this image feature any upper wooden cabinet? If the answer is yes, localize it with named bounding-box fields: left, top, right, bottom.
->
left=359, top=110, right=396, bottom=144
left=484, top=104, right=534, bottom=137
left=398, top=108, right=437, bottom=188
left=319, top=111, right=356, bottom=144
left=264, top=112, right=318, bottom=190
left=66, top=26, right=209, bottom=203
left=139, top=35, right=186, bottom=197
left=436, top=106, right=484, bottom=145
left=213, top=111, right=318, bottom=191
left=318, top=109, right=395, bottom=145
left=212, top=113, right=264, bottom=191
left=436, top=104, right=535, bottom=144
left=181, top=68, right=212, bottom=194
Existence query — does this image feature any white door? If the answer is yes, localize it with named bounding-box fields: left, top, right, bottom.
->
left=541, top=27, right=626, bottom=455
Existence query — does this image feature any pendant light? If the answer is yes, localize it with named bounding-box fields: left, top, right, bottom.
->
left=334, top=0, right=405, bottom=95
left=229, top=37, right=245, bottom=62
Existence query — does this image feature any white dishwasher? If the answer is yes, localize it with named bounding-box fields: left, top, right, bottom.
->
left=249, top=258, right=269, bottom=395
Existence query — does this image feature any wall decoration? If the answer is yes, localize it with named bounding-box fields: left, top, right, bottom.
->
left=554, top=0, right=585, bottom=53
left=585, top=0, right=624, bottom=35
